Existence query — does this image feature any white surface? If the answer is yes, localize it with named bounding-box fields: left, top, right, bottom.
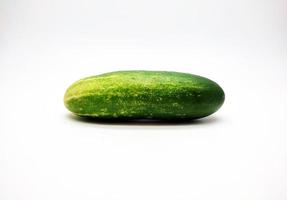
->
left=1, top=0, right=287, bottom=199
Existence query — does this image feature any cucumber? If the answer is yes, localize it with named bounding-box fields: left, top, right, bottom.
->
left=64, top=71, right=225, bottom=120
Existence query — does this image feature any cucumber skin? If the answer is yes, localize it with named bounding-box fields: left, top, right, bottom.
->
left=64, top=71, right=225, bottom=120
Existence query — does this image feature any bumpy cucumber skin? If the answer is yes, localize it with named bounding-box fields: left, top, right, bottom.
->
left=64, top=71, right=225, bottom=120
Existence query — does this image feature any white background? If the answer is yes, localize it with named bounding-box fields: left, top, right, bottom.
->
left=1, top=0, right=287, bottom=199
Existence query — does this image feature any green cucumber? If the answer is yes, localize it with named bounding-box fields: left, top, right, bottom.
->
left=64, top=70, right=225, bottom=120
